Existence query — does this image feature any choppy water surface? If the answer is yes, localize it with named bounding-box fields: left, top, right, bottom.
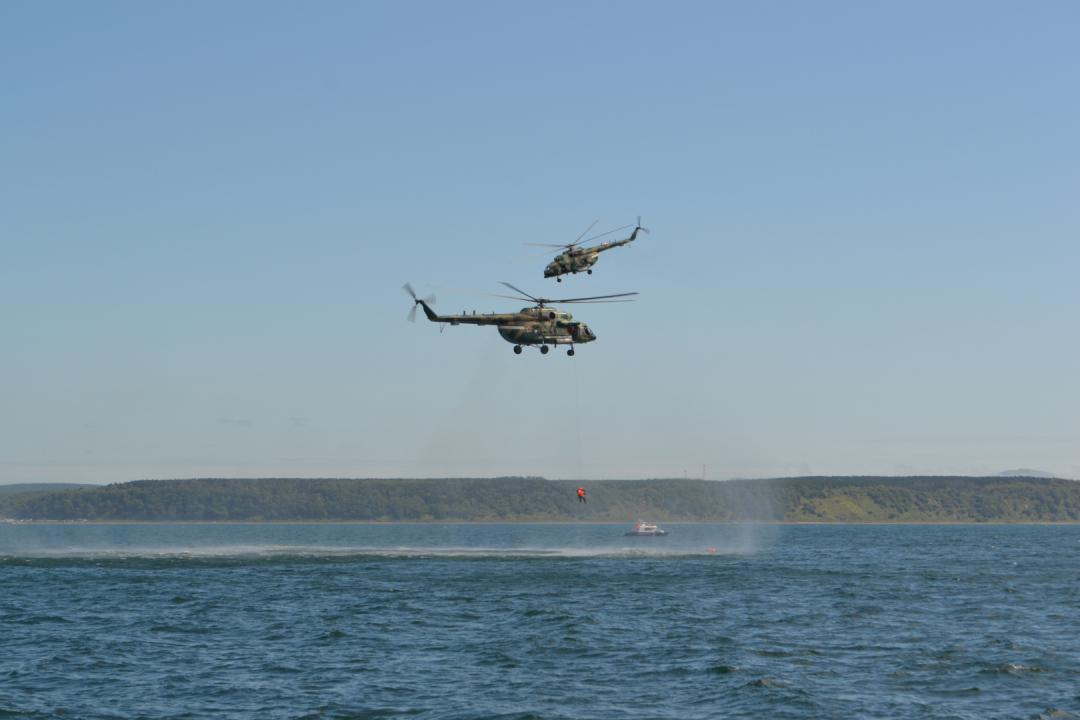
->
left=1, top=523, right=1078, bottom=719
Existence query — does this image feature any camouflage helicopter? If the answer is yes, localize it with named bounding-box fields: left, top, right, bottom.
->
left=404, top=282, right=636, bottom=355
left=512, top=216, right=650, bottom=282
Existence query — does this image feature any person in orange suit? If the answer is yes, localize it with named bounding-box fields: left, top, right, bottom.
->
left=577, top=487, right=586, bottom=503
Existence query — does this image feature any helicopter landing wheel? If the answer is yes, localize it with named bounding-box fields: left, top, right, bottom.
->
left=540, top=345, right=549, bottom=355
left=557, top=277, right=562, bottom=282
left=587, top=269, right=592, bottom=274
left=567, top=348, right=575, bottom=356
left=513, top=345, right=522, bottom=355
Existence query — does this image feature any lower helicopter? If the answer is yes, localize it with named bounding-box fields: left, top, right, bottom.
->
left=404, top=282, right=636, bottom=355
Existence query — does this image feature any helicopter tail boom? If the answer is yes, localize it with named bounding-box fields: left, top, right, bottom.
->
left=597, top=218, right=649, bottom=251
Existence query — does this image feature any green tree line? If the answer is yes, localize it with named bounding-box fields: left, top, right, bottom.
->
left=2, top=476, right=1078, bottom=523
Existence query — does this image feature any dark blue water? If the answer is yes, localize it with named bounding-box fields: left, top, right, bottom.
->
left=2, top=523, right=1078, bottom=719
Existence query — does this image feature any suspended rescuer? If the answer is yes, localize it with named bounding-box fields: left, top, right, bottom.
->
left=577, top=487, right=586, bottom=503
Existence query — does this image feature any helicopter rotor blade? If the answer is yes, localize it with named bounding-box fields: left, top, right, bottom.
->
left=428, top=283, right=636, bottom=309
left=524, top=223, right=634, bottom=249
left=407, top=305, right=418, bottom=323
left=581, top=224, right=634, bottom=244
left=558, top=298, right=637, bottom=304
left=510, top=248, right=561, bottom=264
left=403, top=282, right=418, bottom=300
left=427, top=284, right=530, bottom=303
left=423, top=294, right=436, bottom=306
left=583, top=225, right=630, bottom=245
left=570, top=220, right=600, bottom=246
left=500, top=283, right=637, bottom=306
left=519, top=220, right=603, bottom=255
left=549, top=291, right=639, bottom=303
left=499, top=282, right=541, bottom=303
left=637, top=215, right=650, bottom=234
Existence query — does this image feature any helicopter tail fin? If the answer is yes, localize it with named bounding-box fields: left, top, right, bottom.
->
left=628, top=216, right=650, bottom=242
left=420, top=301, right=439, bottom=322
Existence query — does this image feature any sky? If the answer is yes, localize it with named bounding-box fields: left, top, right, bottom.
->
left=2, top=1, right=1078, bottom=484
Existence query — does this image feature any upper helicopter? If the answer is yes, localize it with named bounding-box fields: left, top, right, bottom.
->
left=512, top=217, right=650, bottom=282
left=403, top=282, right=636, bottom=356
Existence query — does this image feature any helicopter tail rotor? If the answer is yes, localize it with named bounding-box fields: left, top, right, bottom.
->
left=637, top=216, right=650, bottom=235
left=403, top=283, right=435, bottom=323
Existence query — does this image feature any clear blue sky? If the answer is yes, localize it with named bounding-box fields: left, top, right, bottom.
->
left=2, top=1, right=1077, bottom=484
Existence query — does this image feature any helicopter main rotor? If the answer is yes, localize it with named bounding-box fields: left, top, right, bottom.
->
left=425, top=282, right=637, bottom=309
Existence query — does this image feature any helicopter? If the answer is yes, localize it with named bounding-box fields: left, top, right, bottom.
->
left=404, top=282, right=637, bottom=355
left=512, top=216, right=650, bottom=281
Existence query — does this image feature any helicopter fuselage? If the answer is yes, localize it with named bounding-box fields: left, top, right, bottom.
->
left=417, top=301, right=596, bottom=348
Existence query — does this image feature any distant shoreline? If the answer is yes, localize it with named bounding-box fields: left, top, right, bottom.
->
left=3, top=476, right=1078, bottom=524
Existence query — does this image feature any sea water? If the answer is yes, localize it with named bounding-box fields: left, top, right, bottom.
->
left=1, top=523, right=1077, bottom=719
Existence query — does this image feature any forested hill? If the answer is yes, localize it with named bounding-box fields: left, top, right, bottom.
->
left=0, top=483, right=101, bottom=496
left=1, top=476, right=1078, bottom=523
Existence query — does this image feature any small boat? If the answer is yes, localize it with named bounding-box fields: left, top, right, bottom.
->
left=624, top=522, right=668, bottom=537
